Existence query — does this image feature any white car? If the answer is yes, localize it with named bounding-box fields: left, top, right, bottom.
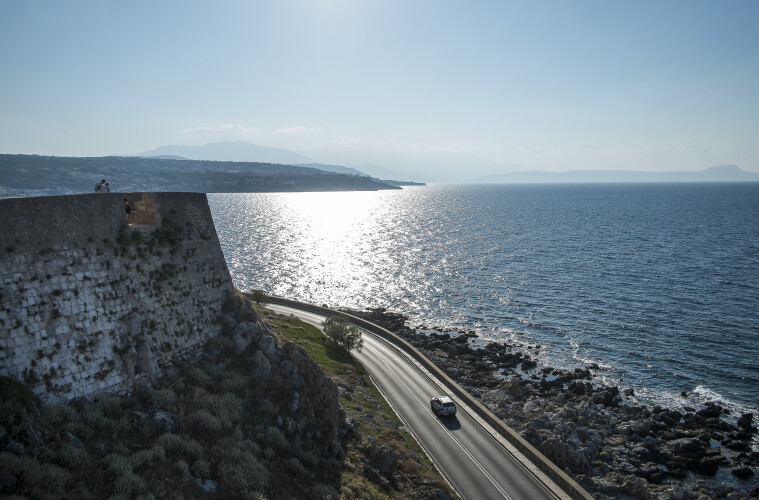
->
left=430, top=396, right=457, bottom=417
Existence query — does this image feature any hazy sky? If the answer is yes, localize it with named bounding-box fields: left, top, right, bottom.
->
left=1, top=0, right=758, bottom=179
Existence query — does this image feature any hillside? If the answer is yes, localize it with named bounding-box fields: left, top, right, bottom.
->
left=0, top=154, right=399, bottom=197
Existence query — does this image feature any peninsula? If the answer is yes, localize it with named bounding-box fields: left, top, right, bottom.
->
left=0, top=154, right=403, bottom=198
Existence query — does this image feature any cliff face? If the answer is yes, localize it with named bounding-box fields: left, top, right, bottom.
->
left=0, top=192, right=235, bottom=402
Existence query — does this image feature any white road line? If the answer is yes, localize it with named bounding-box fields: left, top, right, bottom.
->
left=365, top=343, right=513, bottom=500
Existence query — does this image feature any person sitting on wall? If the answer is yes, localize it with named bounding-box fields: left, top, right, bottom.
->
left=104, top=181, right=111, bottom=192
left=95, top=179, right=106, bottom=192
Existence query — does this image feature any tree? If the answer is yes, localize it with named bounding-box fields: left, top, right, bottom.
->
left=249, top=290, right=268, bottom=305
left=322, top=315, right=363, bottom=353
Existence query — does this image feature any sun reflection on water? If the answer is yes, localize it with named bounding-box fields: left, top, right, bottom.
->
left=257, top=190, right=401, bottom=305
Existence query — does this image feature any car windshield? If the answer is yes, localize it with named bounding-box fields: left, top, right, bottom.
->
left=443, top=402, right=454, bottom=407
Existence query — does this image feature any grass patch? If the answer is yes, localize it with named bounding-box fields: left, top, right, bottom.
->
left=256, top=304, right=452, bottom=499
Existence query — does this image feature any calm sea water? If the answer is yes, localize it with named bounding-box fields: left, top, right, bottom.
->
left=208, top=183, right=759, bottom=415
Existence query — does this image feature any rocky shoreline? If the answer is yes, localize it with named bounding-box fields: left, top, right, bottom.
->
left=343, top=307, right=759, bottom=500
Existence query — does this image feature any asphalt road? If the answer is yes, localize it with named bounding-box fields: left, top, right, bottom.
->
left=267, top=304, right=569, bottom=500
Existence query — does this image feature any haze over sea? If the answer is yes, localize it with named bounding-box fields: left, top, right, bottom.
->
left=209, top=183, right=759, bottom=416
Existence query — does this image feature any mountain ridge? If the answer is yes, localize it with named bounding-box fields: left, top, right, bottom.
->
left=137, top=141, right=313, bottom=165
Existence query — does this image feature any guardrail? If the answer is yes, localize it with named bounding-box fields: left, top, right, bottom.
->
left=265, top=295, right=594, bottom=500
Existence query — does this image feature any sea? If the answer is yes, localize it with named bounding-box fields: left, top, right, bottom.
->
left=208, top=183, right=759, bottom=418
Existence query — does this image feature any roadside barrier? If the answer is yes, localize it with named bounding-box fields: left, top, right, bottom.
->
left=266, top=295, right=594, bottom=500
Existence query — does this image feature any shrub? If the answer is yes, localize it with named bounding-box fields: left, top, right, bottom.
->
left=186, top=409, right=222, bottom=440
left=131, top=445, right=165, bottom=471
left=187, top=366, right=208, bottom=385
left=308, top=483, right=340, bottom=500
left=0, top=452, right=71, bottom=496
left=111, top=471, right=148, bottom=498
left=284, top=457, right=309, bottom=479
left=321, top=316, right=363, bottom=353
left=41, top=403, right=78, bottom=425
left=157, top=433, right=204, bottom=460
left=105, top=453, right=133, bottom=476
left=149, top=388, right=177, bottom=411
left=81, top=404, right=118, bottom=433
left=219, top=373, right=249, bottom=394
left=216, top=450, right=268, bottom=495
left=263, top=426, right=290, bottom=454
left=187, top=367, right=208, bottom=385
left=56, top=444, right=92, bottom=469
left=191, top=458, right=210, bottom=478
left=250, top=290, right=268, bottom=305
left=0, top=376, right=35, bottom=409
left=200, top=393, right=243, bottom=427
left=340, top=478, right=388, bottom=500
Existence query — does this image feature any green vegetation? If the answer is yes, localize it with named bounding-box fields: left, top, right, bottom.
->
left=0, top=376, right=35, bottom=410
left=0, top=294, right=450, bottom=499
left=249, top=289, right=268, bottom=305
left=256, top=303, right=452, bottom=499
left=0, top=337, right=341, bottom=498
left=0, top=154, right=400, bottom=196
left=322, top=315, right=364, bottom=354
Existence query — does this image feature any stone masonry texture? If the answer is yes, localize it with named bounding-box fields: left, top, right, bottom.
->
left=0, top=192, right=234, bottom=402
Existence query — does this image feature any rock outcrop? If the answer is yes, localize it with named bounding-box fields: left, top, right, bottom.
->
left=346, top=307, right=759, bottom=500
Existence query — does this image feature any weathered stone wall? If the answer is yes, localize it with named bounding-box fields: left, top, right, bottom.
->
left=0, top=192, right=234, bottom=402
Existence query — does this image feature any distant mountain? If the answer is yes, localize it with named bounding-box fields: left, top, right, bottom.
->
left=135, top=142, right=425, bottom=184
left=473, top=165, right=759, bottom=183
left=0, top=154, right=400, bottom=197
left=137, top=141, right=313, bottom=165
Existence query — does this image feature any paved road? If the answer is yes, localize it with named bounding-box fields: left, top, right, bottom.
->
left=267, top=304, right=569, bottom=500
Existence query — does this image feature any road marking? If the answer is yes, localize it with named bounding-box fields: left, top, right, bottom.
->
left=365, top=342, right=513, bottom=500
left=267, top=304, right=561, bottom=500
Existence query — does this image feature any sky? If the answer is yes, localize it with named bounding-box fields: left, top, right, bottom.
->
left=1, top=0, right=758, bottom=181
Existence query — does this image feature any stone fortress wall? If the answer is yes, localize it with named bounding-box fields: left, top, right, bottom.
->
left=0, top=192, right=234, bottom=402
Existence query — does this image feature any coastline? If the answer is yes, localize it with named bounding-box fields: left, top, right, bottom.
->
left=342, top=307, right=759, bottom=500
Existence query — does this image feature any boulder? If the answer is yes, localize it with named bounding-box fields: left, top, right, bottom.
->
left=568, top=380, right=591, bottom=395
left=505, top=377, right=522, bottom=400
left=737, top=413, right=755, bottom=433
left=731, top=466, right=754, bottom=480
left=258, top=335, right=277, bottom=362
left=668, top=485, right=693, bottom=500
left=123, top=312, right=143, bottom=338
left=4, top=441, right=24, bottom=455
left=231, top=333, right=249, bottom=354
left=154, top=411, right=177, bottom=432
left=591, top=386, right=620, bottom=407
left=670, top=437, right=702, bottom=457
left=136, top=341, right=162, bottom=378
left=376, top=446, right=400, bottom=478
left=123, top=346, right=137, bottom=378
left=696, top=403, right=722, bottom=419
left=251, top=350, right=271, bottom=377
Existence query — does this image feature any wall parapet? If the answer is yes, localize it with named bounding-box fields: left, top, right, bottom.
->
left=266, top=295, right=594, bottom=500
left=0, top=192, right=234, bottom=402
